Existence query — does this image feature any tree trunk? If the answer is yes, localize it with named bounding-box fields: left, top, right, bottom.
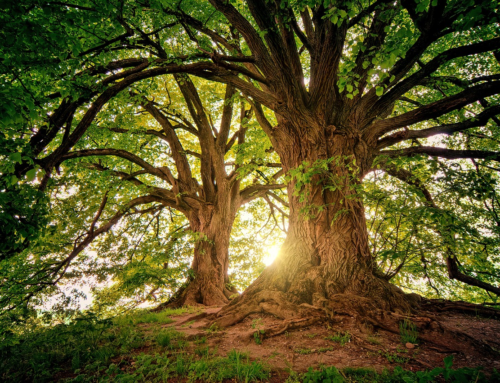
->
left=215, top=127, right=417, bottom=326
left=157, top=184, right=240, bottom=309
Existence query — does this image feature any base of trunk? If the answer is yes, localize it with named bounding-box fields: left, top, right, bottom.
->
left=212, top=259, right=422, bottom=328
left=154, top=276, right=238, bottom=311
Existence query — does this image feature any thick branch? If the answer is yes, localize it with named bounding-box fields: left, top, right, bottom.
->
left=60, top=148, right=176, bottom=184
left=369, top=81, right=500, bottom=138
left=240, top=182, right=285, bottom=204
left=368, top=38, right=500, bottom=125
left=381, top=146, right=500, bottom=163
left=377, top=105, right=500, bottom=149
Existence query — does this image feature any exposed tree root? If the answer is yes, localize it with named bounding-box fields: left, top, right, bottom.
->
left=421, top=299, right=500, bottom=319
left=364, top=309, right=499, bottom=356
left=209, top=286, right=499, bottom=359
left=260, top=317, right=322, bottom=339
left=153, top=277, right=236, bottom=312
left=212, top=290, right=326, bottom=328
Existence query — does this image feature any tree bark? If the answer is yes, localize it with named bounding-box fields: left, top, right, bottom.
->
left=157, top=182, right=241, bottom=308
left=215, top=124, right=416, bottom=326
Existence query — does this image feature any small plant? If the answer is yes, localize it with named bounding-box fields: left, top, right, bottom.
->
left=302, top=366, right=344, bottom=383
left=156, top=331, right=172, bottom=348
left=317, top=346, right=334, bottom=353
left=194, top=336, right=207, bottom=345
left=379, top=350, right=410, bottom=364
left=306, top=333, right=317, bottom=338
left=251, top=318, right=265, bottom=345
left=399, top=318, right=418, bottom=344
left=284, top=370, right=302, bottom=383
left=206, top=322, right=220, bottom=335
left=367, top=334, right=381, bottom=345
left=187, top=349, right=270, bottom=382
left=194, top=345, right=212, bottom=358
left=324, top=331, right=351, bottom=346
left=174, top=338, right=188, bottom=350
left=182, top=320, right=195, bottom=327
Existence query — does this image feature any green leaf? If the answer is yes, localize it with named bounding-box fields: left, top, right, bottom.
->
left=26, top=169, right=37, bottom=182
left=10, top=152, right=22, bottom=164
left=444, top=355, right=454, bottom=369
left=376, top=87, right=384, bottom=96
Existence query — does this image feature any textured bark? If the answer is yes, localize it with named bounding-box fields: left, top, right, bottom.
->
left=156, top=180, right=241, bottom=309
left=215, top=122, right=416, bottom=326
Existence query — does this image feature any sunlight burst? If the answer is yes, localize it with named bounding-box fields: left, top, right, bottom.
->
left=262, top=244, right=281, bottom=266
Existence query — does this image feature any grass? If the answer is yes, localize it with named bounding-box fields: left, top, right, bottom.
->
left=291, top=356, right=500, bottom=382
left=367, top=334, right=381, bottom=345
left=1, top=309, right=498, bottom=383
left=378, top=350, right=410, bottom=364
left=194, top=335, right=207, bottom=344
left=295, top=347, right=334, bottom=354
left=155, top=328, right=187, bottom=350
left=206, top=322, right=220, bottom=335
left=114, top=307, right=199, bottom=326
left=324, top=331, right=351, bottom=346
left=399, top=318, right=418, bottom=345
left=306, top=333, right=317, bottom=338
left=188, top=349, right=270, bottom=382
left=251, top=317, right=265, bottom=345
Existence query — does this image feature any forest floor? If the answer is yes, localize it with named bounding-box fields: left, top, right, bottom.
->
left=4, top=305, right=500, bottom=382
left=157, top=306, right=500, bottom=376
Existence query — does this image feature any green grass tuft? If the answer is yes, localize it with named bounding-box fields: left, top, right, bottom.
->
left=399, top=318, right=418, bottom=344
left=324, top=331, right=351, bottom=346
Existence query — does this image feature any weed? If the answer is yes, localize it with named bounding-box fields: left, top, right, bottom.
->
left=295, top=348, right=313, bottom=354
left=324, top=331, right=351, bottom=346
left=379, top=350, right=410, bottom=364
left=154, top=328, right=186, bottom=350
left=399, top=318, right=418, bottom=345
left=282, top=358, right=500, bottom=383
left=367, top=334, right=381, bottom=345
left=317, top=346, right=334, bottom=353
left=295, top=347, right=333, bottom=355
left=182, top=320, right=196, bottom=327
left=306, top=333, right=317, bottom=338
left=302, top=366, right=344, bottom=383
left=115, top=310, right=175, bottom=326
left=174, top=353, right=191, bottom=376
left=251, top=318, right=265, bottom=345
left=284, top=370, right=302, bottom=383
left=188, top=349, right=270, bottom=382
left=194, top=345, right=215, bottom=358
left=156, top=330, right=172, bottom=348
left=206, top=322, right=220, bottom=335
left=194, top=336, right=207, bottom=345
left=342, top=367, right=378, bottom=382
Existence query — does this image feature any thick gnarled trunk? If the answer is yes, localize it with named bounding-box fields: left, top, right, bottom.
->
left=159, top=183, right=240, bottom=309
left=215, top=127, right=415, bottom=326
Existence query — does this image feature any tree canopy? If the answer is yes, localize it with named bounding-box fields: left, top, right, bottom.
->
left=1, top=0, right=499, bottom=326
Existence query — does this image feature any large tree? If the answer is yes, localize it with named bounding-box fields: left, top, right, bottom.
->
left=2, top=0, right=499, bottom=324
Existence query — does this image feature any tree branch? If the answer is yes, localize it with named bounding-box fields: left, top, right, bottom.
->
left=380, top=146, right=500, bottom=163
left=369, top=81, right=500, bottom=138
left=60, top=148, right=176, bottom=184
left=377, top=105, right=500, bottom=149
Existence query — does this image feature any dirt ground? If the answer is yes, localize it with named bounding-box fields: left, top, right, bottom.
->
left=146, top=306, right=500, bottom=379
